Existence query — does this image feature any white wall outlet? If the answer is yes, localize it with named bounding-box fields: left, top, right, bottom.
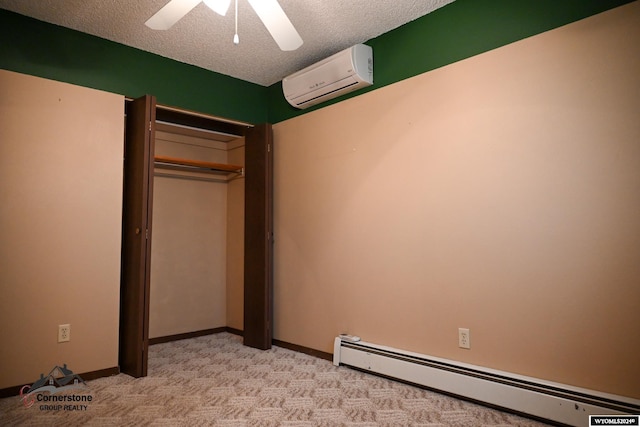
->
left=458, top=328, right=470, bottom=349
left=58, top=324, right=71, bottom=343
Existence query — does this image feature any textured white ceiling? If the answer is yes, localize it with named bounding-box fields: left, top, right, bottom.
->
left=0, top=0, right=455, bottom=86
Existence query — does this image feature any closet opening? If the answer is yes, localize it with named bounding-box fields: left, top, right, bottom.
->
left=120, top=97, right=273, bottom=378
left=149, top=116, right=246, bottom=345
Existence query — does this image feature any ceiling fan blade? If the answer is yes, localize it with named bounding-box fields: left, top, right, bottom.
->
left=145, top=0, right=202, bottom=30
left=203, top=0, right=231, bottom=16
left=247, top=0, right=303, bottom=51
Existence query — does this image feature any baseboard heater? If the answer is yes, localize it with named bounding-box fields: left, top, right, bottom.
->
left=333, top=338, right=640, bottom=426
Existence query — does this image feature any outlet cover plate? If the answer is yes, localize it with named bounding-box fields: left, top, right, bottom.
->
left=458, top=328, right=470, bottom=349
left=58, top=324, right=70, bottom=342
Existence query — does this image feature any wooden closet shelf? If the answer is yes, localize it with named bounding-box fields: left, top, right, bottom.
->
left=154, top=155, right=243, bottom=174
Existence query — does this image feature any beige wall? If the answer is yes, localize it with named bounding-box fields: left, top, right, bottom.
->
left=272, top=2, right=640, bottom=399
left=150, top=131, right=242, bottom=338
left=226, top=142, right=245, bottom=330
left=0, top=70, right=123, bottom=388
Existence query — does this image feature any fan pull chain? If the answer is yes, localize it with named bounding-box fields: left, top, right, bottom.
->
left=233, top=0, right=239, bottom=44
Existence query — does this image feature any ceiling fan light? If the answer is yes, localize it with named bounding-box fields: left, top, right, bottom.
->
left=203, top=0, right=231, bottom=16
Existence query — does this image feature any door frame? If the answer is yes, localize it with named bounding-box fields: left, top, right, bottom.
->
left=119, top=100, right=273, bottom=376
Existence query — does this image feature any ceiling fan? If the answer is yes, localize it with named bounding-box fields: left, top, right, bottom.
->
left=145, top=0, right=303, bottom=51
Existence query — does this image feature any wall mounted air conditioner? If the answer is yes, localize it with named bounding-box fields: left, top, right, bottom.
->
left=283, top=44, right=373, bottom=109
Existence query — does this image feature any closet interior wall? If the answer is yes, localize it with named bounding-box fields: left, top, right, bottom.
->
left=149, top=127, right=245, bottom=339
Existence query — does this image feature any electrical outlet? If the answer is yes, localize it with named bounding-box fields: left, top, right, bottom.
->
left=58, top=324, right=71, bottom=343
left=458, top=328, right=470, bottom=349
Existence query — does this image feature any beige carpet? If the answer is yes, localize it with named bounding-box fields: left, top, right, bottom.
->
left=0, top=333, right=551, bottom=426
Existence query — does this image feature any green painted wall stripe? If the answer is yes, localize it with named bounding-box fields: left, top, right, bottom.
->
left=1, top=1, right=634, bottom=125
left=0, top=9, right=268, bottom=124
left=267, top=0, right=634, bottom=124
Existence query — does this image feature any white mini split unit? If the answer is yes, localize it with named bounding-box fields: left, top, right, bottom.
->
left=283, top=44, right=373, bottom=109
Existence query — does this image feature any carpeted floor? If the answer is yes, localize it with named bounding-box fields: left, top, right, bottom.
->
left=0, top=333, right=551, bottom=426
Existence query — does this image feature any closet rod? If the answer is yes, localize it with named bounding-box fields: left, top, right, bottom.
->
left=154, top=155, right=243, bottom=175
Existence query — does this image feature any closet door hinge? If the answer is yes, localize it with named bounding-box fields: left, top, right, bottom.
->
left=145, top=229, right=149, bottom=239
left=149, top=121, right=152, bottom=132
left=267, top=144, right=271, bottom=153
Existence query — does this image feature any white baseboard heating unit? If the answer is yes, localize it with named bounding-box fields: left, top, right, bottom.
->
left=333, top=337, right=640, bottom=426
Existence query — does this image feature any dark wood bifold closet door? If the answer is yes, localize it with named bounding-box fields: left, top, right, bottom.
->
left=120, top=95, right=156, bottom=377
left=244, top=124, right=274, bottom=350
